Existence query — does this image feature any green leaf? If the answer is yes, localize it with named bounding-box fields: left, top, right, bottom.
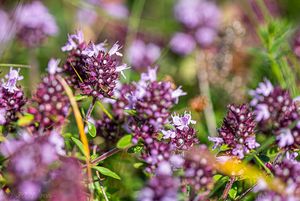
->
left=124, top=109, right=137, bottom=115
left=92, top=166, right=121, bottom=180
left=75, top=95, right=88, bottom=101
left=17, top=113, right=34, bottom=126
left=228, top=184, right=237, bottom=199
left=133, top=162, right=144, bottom=168
left=117, top=134, right=132, bottom=149
left=128, top=144, right=144, bottom=153
left=87, top=121, right=97, bottom=137
left=71, top=137, right=85, bottom=155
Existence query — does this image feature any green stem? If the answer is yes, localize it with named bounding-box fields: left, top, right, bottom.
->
left=97, top=101, right=113, bottom=120
left=253, top=154, right=274, bottom=176
left=0, top=63, right=31, bottom=68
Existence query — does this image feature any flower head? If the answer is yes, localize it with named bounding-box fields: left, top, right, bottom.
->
left=0, top=68, right=26, bottom=126
left=138, top=162, right=179, bottom=201
left=62, top=31, right=128, bottom=99
left=14, top=1, right=58, bottom=47
left=210, top=104, right=259, bottom=159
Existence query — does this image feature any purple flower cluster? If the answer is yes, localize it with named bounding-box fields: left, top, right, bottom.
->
left=127, top=39, right=161, bottom=71
left=209, top=104, right=259, bottom=159
left=138, top=162, right=179, bottom=201
left=250, top=79, right=300, bottom=148
left=62, top=31, right=129, bottom=99
left=96, top=114, right=126, bottom=150
left=0, top=68, right=26, bottom=126
left=127, top=67, right=186, bottom=143
left=162, top=112, right=198, bottom=151
left=141, top=141, right=175, bottom=173
left=182, top=145, right=214, bottom=193
left=14, top=1, right=58, bottom=47
left=0, top=131, right=87, bottom=201
left=171, top=0, right=221, bottom=55
left=28, top=59, right=70, bottom=133
left=256, top=158, right=300, bottom=200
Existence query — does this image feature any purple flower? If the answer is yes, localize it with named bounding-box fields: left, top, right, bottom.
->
left=214, top=104, right=259, bottom=159
left=171, top=112, right=196, bottom=131
left=173, top=0, right=220, bottom=48
left=76, top=8, right=98, bottom=26
left=141, top=141, right=175, bottom=172
left=174, top=0, right=202, bottom=28
left=14, top=1, right=58, bottom=47
left=62, top=31, right=128, bottom=99
left=277, top=128, right=294, bottom=148
left=170, top=32, right=196, bottom=55
left=0, top=10, right=14, bottom=45
left=3, top=67, right=24, bottom=93
left=208, top=136, right=224, bottom=149
left=182, top=145, right=215, bottom=192
left=128, top=67, right=186, bottom=143
left=28, top=60, right=70, bottom=133
left=19, top=181, right=41, bottom=201
left=127, top=39, right=161, bottom=71
left=195, top=27, right=217, bottom=47
left=0, top=68, right=26, bottom=126
left=47, top=58, right=62, bottom=75
left=138, top=162, right=179, bottom=201
left=250, top=79, right=299, bottom=130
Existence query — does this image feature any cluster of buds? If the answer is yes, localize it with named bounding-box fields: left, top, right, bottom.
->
left=14, top=1, right=58, bottom=47
left=0, top=68, right=26, bottom=126
left=138, top=162, right=179, bottom=201
left=61, top=31, right=129, bottom=100
left=141, top=141, right=175, bottom=173
left=28, top=59, right=70, bottom=133
left=182, top=145, right=215, bottom=196
left=170, top=0, right=221, bottom=55
left=249, top=79, right=300, bottom=148
left=96, top=114, right=126, bottom=150
left=209, top=104, right=259, bottom=159
left=162, top=112, right=198, bottom=151
left=127, top=67, right=186, bottom=143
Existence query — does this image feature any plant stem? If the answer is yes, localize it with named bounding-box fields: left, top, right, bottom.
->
left=253, top=154, right=274, bottom=176
left=57, top=76, right=93, bottom=198
left=29, top=50, right=40, bottom=91
left=235, top=184, right=256, bottom=201
left=221, top=176, right=236, bottom=200
left=86, top=98, right=96, bottom=121
left=196, top=50, right=217, bottom=136
left=97, top=101, right=113, bottom=120
left=0, top=63, right=31, bottom=68
left=96, top=171, right=109, bottom=201
left=91, top=147, right=120, bottom=165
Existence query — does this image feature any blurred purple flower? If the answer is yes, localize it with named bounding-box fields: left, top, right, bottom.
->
left=0, top=10, right=14, bottom=45
left=170, top=32, right=196, bottom=55
left=195, top=27, right=217, bottom=47
left=127, top=39, right=161, bottom=71
left=182, top=145, right=214, bottom=192
left=14, top=1, right=58, bottom=47
left=77, top=8, right=98, bottom=26
left=28, top=59, right=69, bottom=133
left=138, top=162, right=179, bottom=201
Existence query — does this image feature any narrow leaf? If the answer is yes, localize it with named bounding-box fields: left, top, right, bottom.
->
left=117, top=134, right=132, bottom=149
left=92, top=166, right=121, bottom=180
